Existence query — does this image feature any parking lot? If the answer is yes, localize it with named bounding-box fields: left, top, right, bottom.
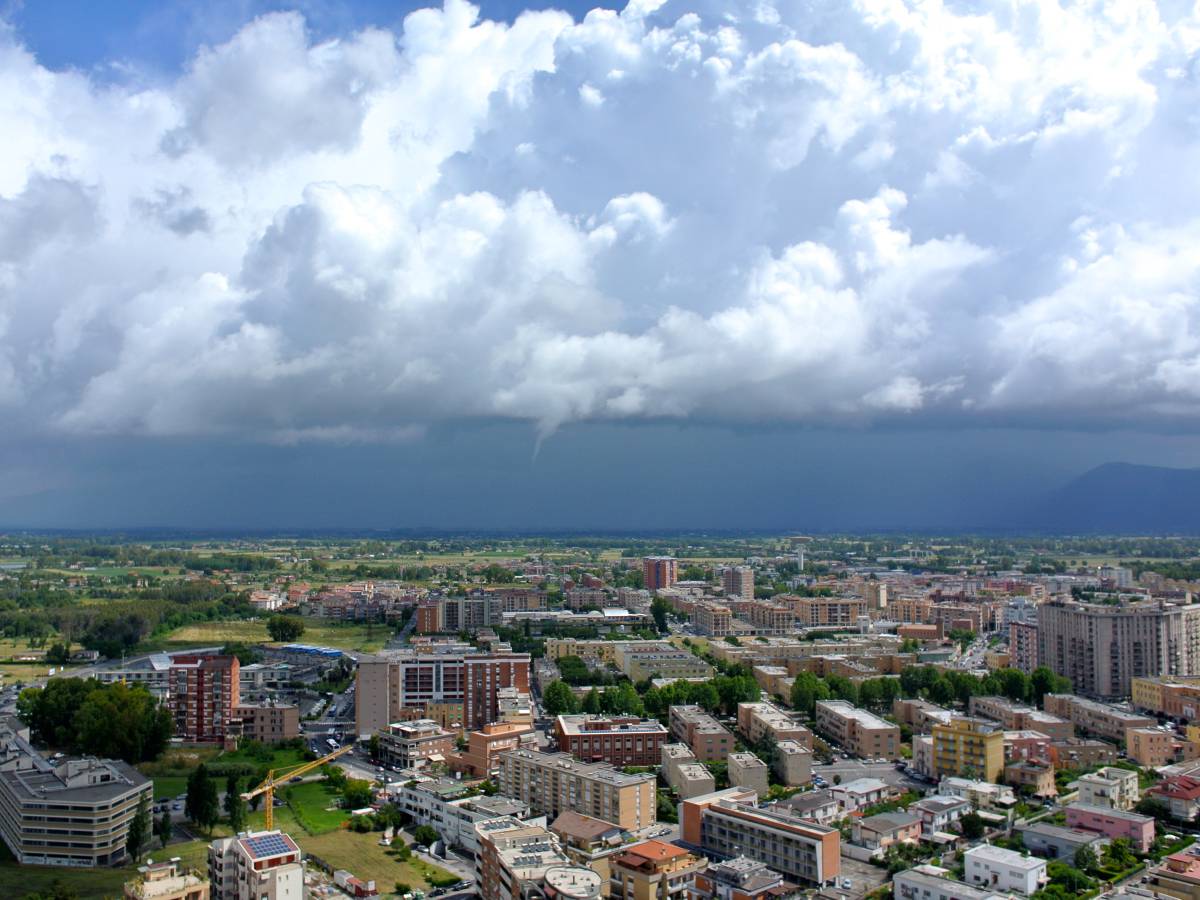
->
left=813, top=759, right=928, bottom=793
left=821, top=855, right=890, bottom=899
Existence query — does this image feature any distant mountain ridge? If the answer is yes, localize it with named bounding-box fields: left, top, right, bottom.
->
left=1022, top=462, right=1200, bottom=534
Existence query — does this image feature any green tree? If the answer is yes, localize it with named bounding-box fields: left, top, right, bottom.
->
left=367, top=734, right=381, bottom=760
left=342, top=779, right=374, bottom=810
left=225, top=774, right=246, bottom=834
left=1074, top=845, right=1098, bottom=875
left=126, top=792, right=150, bottom=863
left=1031, top=666, right=1071, bottom=704
left=542, top=680, right=579, bottom=715
left=582, top=687, right=602, bottom=714
left=650, top=597, right=671, bottom=634
left=790, top=671, right=830, bottom=717
left=45, top=643, right=70, bottom=665
left=959, top=811, right=985, bottom=840
left=155, top=809, right=172, bottom=850
left=412, top=825, right=439, bottom=846
left=1102, top=837, right=1137, bottom=871
left=266, top=615, right=306, bottom=642
left=186, top=764, right=220, bottom=834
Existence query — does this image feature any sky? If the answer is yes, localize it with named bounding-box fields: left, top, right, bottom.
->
left=2, top=0, right=1200, bottom=531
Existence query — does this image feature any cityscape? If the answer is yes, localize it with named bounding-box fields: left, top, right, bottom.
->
left=3, top=0, right=1200, bottom=899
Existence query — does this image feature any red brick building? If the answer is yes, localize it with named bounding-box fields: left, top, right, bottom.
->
left=554, top=714, right=668, bottom=766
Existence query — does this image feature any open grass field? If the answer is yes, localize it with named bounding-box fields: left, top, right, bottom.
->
left=299, top=829, right=457, bottom=892
left=157, top=618, right=390, bottom=652
left=150, top=775, right=189, bottom=801
left=283, top=782, right=349, bottom=834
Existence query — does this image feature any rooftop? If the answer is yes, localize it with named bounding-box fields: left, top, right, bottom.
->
left=965, top=843, right=1047, bottom=871
left=239, top=831, right=300, bottom=861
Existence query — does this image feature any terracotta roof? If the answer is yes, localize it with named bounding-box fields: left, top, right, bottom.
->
left=616, top=839, right=689, bottom=867
left=551, top=810, right=622, bottom=841
left=1150, top=775, right=1200, bottom=801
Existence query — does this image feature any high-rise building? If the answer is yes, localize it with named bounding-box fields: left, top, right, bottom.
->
left=643, top=557, right=679, bottom=593
left=355, top=650, right=531, bottom=737
left=208, top=831, right=305, bottom=900
left=496, top=750, right=656, bottom=831
left=862, top=582, right=888, bottom=611
left=1037, top=598, right=1200, bottom=699
left=721, top=567, right=754, bottom=601
left=1009, top=621, right=1039, bottom=674
left=168, top=655, right=240, bottom=744
left=931, top=717, right=1005, bottom=783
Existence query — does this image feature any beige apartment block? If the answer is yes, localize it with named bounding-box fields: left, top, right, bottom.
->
left=737, top=701, right=813, bottom=748
left=497, top=750, right=656, bottom=831
left=727, top=752, right=769, bottom=795
left=773, top=740, right=813, bottom=786
left=814, top=700, right=901, bottom=759
left=669, top=705, right=736, bottom=762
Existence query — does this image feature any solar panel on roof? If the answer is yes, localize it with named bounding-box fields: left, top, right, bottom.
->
left=242, top=833, right=295, bottom=859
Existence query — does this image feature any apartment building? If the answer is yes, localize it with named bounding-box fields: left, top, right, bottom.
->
left=773, top=740, right=813, bottom=787
left=722, top=567, right=754, bottom=601
left=610, top=839, right=706, bottom=900
left=1132, top=675, right=1200, bottom=720
left=1004, top=760, right=1057, bottom=797
left=0, top=742, right=153, bottom=868
left=669, top=705, right=735, bottom=762
left=229, top=702, right=300, bottom=745
left=692, top=602, right=734, bottom=638
left=780, top=596, right=866, bottom=628
left=737, top=702, right=813, bottom=749
left=208, top=830, right=304, bottom=900
left=123, top=859, right=210, bottom=900
left=910, top=796, right=970, bottom=838
left=1009, top=621, right=1039, bottom=674
left=967, top=696, right=1073, bottom=741
left=496, top=750, right=656, bottom=831
left=814, top=700, right=900, bottom=759
left=681, top=791, right=840, bottom=887
left=1004, top=730, right=1053, bottom=763
left=165, top=655, right=241, bottom=744
left=728, top=753, right=769, bottom=795
left=692, top=856, right=784, bottom=900
left=476, top=817, right=602, bottom=900
left=355, top=650, right=531, bottom=737
left=377, top=719, right=456, bottom=771
left=964, top=844, right=1047, bottom=897
left=1038, top=598, right=1200, bottom=699
left=894, top=866, right=1006, bottom=900
left=554, top=715, right=668, bottom=767
left=389, top=777, right=535, bottom=854
left=643, top=558, right=679, bottom=593
left=1145, top=776, right=1200, bottom=822
left=1042, top=694, right=1155, bottom=743
left=1147, top=848, right=1200, bottom=900
left=931, top=717, right=1005, bottom=782
left=937, top=778, right=1018, bottom=812
left=1077, top=767, right=1140, bottom=810
left=863, top=582, right=889, bottom=612
left=459, top=721, right=537, bottom=778
left=1065, top=803, right=1156, bottom=853
left=621, top=650, right=714, bottom=683
left=892, top=698, right=954, bottom=730
left=550, top=811, right=629, bottom=894
left=1017, top=823, right=1110, bottom=861
left=662, top=744, right=717, bottom=799
left=1127, top=727, right=1178, bottom=767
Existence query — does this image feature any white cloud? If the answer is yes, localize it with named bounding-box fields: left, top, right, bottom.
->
left=0, top=0, right=1198, bottom=444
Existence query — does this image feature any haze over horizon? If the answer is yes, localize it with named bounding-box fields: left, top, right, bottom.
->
left=3, top=0, right=1200, bottom=530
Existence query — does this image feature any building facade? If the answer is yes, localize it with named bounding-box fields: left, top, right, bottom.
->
left=931, top=718, right=1004, bottom=783
left=208, top=830, right=305, bottom=900
left=497, top=750, right=656, bottom=831
left=814, top=700, right=900, bottom=759
left=554, top=715, right=668, bottom=767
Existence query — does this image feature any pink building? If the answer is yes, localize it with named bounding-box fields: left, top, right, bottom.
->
left=1004, top=730, right=1053, bottom=762
left=1066, top=803, right=1156, bottom=852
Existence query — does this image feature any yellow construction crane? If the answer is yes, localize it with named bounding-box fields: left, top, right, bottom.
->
left=241, top=743, right=354, bottom=831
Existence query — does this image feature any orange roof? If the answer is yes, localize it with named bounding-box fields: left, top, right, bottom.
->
left=617, top=839, right=689, bottom=866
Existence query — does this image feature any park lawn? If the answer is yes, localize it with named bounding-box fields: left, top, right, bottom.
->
left=158, top=619, right=390, bottom=652
left=218, top=744, right=308, bottom=772
left=283, top=782, right=350, bottom=834
left=297, top=829, right=458, bottom=892
left=151, top=775, right=189, bottom=801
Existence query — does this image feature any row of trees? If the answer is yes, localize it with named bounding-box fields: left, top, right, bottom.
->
left=17, top=678, right=172, bottom=764
left=542, top=666, right=761, bottom=721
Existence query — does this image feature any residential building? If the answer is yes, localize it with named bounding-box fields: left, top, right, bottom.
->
left=643, top=558, right=679, bottom=593
left=782, top=790, right=839, bottom=826
left=692, top=856, right=785, bottom=900
left=1009, top=621, right=1039, bottom=674
left=830, top=778, right=891, bottom=813
left=692, top=602, right=734, bottom=638
left=964, top=844, right=1047, bottom=897
left=621, top=650, right=714, bottom=683
left=782, top=596, right=866, bottom=628
left=1127, top=727, right=1179, bottom=767
left=389, top=777, right=538, bottom=853
left=1077, top=767, right=1140, bottom=810
left=681, top=791, right=841, bottom=886
left=772, top=740, right=812, bottom=787
left=554, top=715, right=668, bottom=767
left=0, top=725, right=153, bottom=867
left=123, top=859, right=210, bottom=900
left=1004, top=731, right=1053, bottom=763
left=167, top=655, right=241, bottom=744
left=910, top=796, right=970, bottom=838
left=460, top=721, right=537, bottom=778
left=1042, top=694, right=1155, bottom=744
left=377, top=719, right=456, bottom=771
left=550, top=811, right=629, bottom=895
left=1048, top=738, right=1118, bottom=770
left=1004, top=760, right=1057, bottom=798
left=727, top=753, right=769, bottom=795
left=737, top=702, right=813, bottom=749
left=912, top=734, right=933, bottom=778
left=894, top=866, right=1006, bottom=900
left=1131, top=675, right=1200, bottom=720
left=355, top=650, right=531, bottom=737
left=497, top=750, right=656, bottom=831
left=932, top=718, right=1004, bottom=782
left=1037, top=598, right=1200, bottom=699
left=1065, top=803, right=1156, bottom=853
left=229, top=702, right=300, bottom=745
left=476, top=817, right=602, bottom=900
left=1147, top=847, right=1200, bottom=900
left=1145, top=776, right=1200, bottom=822
left=892, top=699, right=953, bottom=731
left=967, top=696, right=1073, bottom=741
left=937, top=778, right=1018, bottom=813
left=208, top=831, right=305, bottom=900
left=722, top=567, right=754, bottom=601
left=852, top=812, right=920, bottom=851
left=1017, top=823, right=1109, bottom=860
left=814, top=701, right=900, bottom=760
left=669, top=706, right=735, bottom=762
left=610, top=840, right=706, bottom=900
left=863, top=582, right=888, bottom=611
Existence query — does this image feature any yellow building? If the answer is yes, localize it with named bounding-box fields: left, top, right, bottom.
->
left=610, top=839, right=706, bottom=900
left=932, top=717, right=1004, bottom=783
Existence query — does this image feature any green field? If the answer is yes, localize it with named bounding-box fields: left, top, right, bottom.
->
left=157, top=618, right=390, bottom=652
left=283, top=782, right=351, bottom=834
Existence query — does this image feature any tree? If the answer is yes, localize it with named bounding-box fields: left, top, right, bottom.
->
left=1103, top=837, right=1137, bottom=871
left=126, top=792, right=150, bottom=863
left=155, top=809, right=172, bottom=850
left=1031, top=666, right=1071, bottom=704
left=266, top=615, right=306, bottom=642
left=186, top=764, right=220, bottom=834
left=790, top=671, right=830, bottom=717
left=542, top=680, right=579, bottom=715
left=342, top=779, right=374, bottom=810
left=1074, top=845, right=1098, bottom=875
left=582, top=688, right=602, bottom=714
left=18, top=679, right=172, bottom=764
left=367, top=734, right=381, bottom=760
left=959, top=811, right=985, bottom=840
left=412, top=825, right=439, bottom=847
left=650, top=596, right=671, bottom=634
left=1046, top=861, right=1094, bottom=893
left=225, top=774, right=246, bottom=834
left=45, top=643, right=70, bottom=665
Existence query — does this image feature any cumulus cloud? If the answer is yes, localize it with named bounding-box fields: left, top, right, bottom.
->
left=1, top=0, right=1199, bottom=444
